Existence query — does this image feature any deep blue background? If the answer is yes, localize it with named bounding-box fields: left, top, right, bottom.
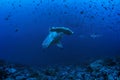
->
left=0, top=0, right=120, bottom=65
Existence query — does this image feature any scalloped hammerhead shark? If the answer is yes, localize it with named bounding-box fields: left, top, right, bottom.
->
left=42, top=27, right=73, bottom=48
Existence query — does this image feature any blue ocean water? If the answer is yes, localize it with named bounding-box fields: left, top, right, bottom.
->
left=0, top=0, right=120, bottom=65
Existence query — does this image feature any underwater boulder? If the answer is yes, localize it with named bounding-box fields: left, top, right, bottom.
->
left=90, top=60, right=104, bottom=71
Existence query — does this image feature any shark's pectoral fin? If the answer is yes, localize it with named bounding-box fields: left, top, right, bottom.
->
left=56, top=41, right=63, bottom=48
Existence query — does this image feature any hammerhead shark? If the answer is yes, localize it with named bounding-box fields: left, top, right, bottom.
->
left=42, top=27, right=73, bottom=48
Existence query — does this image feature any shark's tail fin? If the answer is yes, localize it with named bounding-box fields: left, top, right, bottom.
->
left=56, top=41, right=63, bottom=48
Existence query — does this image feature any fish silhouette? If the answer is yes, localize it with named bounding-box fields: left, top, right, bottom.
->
left=42, top=27, right=73, bottom=48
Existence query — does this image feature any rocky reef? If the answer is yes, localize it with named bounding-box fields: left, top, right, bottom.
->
left=0, top=57, right=120, bottom=80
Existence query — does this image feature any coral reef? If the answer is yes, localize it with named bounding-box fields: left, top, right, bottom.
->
left=0, top=57, right=120, bottom=80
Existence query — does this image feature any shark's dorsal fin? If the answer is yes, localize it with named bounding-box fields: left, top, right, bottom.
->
left=56, top=41, right=63, bottom=48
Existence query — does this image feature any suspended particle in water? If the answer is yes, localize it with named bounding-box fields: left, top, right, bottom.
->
left=18, top=4, right=22, bottom=7
left=11, top=3, right=14, bottom=6
left=103, top=7, right=108, bottom=10
left=89, top=5, right=92, bottom=8
left=117, top=13, right=120, bottom=16
left=5, top=17, right=9, bottom=21
left=90, top=15, right=94, bottom=19
left=80, top=11, right=84, bottom=14
left=40, top=0, right=42, bottom=3
left=8, top=1, right=10, bottom=4
left=111, top=6, right=114, bottom=10
left=63, top=11, right=67, bottom=14
left=5, top=14, right=11, bottom=21
left=101, top=4, right=108, bottom=10
left=15, top=28, right=19, bottom=32
left=11, top=3, right=15, bottom=9
left=64, top=4, right=69, bottom=9
left=102, top=17, right=105, bottom=21
left=108, top=26, right=116, bottom=32
left=33, top=0, right=35, bottom=3
left=48, top=12, right=51, bottom=16
left=36, top=3, right=40, bottom=6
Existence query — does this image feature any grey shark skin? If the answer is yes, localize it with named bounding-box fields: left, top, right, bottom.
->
left=42, top=27, right=73, bottom=48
